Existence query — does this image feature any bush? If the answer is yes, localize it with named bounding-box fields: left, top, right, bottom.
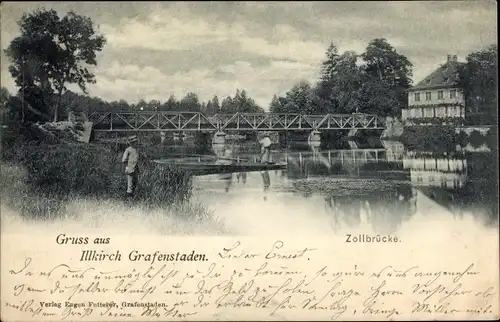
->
left=468, top=130, right=487, bottom=148
left=2, top=141, right=195, bottom=219
left=401, top=125, right=457, bottom=151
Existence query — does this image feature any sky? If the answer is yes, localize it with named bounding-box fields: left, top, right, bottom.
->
left=1, top=1, right=497, bottom=109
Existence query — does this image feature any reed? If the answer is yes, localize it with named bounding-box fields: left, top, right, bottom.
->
left=1, top=140, right=216, bottom=223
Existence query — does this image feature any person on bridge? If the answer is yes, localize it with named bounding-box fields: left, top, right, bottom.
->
left=122, top=136, right=139, bottom=197
left=259, top=133, right=272, bottom=164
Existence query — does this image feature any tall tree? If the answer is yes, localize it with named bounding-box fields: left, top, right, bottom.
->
left=5, top=8, right=106, bottom=122
left=269, top=94, right=282, bottom=113
left=320, top=43, right=340, bottom=83
left=204, top=100, right=214, bottom=115
left=282, top=82, right=315, bottom=114
left=220, top=96, right=234, bottom=113
left=330, top=51, right=364, bottom=113
left=458, top=44, right=498, bottom=124
left=211, top=95, right=220, bottom=114
left=315, top=43, right=341, bottom=113
left=232, top=89, right=263, bottom=113
left=160, top=95, right=177, bottom=111
left=360, top=38, right=412, bottom=116
left=180, top=92, right=200, bottom=111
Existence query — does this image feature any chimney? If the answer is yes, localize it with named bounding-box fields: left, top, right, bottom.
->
left=447, top=54, right=451, bottom=62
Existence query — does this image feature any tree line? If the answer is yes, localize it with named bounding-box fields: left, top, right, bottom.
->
left=270, top=39, right=413, bottom=117
left=2, top=87, right=264, bottom=123
left=0, top=8, right=496, bottom=126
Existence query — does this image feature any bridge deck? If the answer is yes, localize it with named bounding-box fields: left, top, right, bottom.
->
left=89, top=111, right=386, bottom=132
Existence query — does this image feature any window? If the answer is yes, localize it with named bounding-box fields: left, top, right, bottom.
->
left=425, top=92, right=432, bottom=101
left=414, top=93, right=420, bottom=102
left=437, top=90, right=444, bottom=100
left=450, top=89, right=457, bottom=99
left=436, top=106, right=446, bottom=117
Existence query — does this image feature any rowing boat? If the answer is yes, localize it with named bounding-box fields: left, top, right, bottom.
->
left=153, top=158, right=287, bottom=175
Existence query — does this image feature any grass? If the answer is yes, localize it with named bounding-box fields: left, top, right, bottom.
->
left=1, top=135, right=226, bottom=233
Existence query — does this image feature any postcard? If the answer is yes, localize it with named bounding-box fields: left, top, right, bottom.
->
left=1, top=1, right=498, bottom=321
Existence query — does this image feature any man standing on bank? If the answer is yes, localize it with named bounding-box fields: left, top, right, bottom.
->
left=122, top=136, right=139, bottom=196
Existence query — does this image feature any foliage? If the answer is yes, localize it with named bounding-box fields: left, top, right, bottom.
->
left=404, top=117, right=464, bottom=126
left=407, top=103, right=464, bottom=109
left=1, top=142, right=195, bottom=218
left=4, top=8, right=106, bottom=122
left=457, top=44, right=498, bottom=124
left=0, top=87, right=9, bottom=109
left=271, top=38, right=413, bottom=117
left=358, top=39, right=413, bottom=116
left=329, top=51, right=364, bottom=113
left=401, top=125, right=458, bottom=151
left=281, top=82, right=315, bottom=114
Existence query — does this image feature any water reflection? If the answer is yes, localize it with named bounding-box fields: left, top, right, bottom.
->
left=213, top=143, right=233, bottom=193
left=403, top=151, right=467, bottom=189
left=193, top=139, right=498, bottom=234
left=261, top=171, right=271, bottom=201
left=236, top=173, right=247, bottom=184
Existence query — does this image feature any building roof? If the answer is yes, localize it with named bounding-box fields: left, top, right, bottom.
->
left=409, top=55, right=465, bottom=91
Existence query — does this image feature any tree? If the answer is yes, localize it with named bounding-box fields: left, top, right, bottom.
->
left=269, top=94, right=282, bottom=113
left=220, top=96, right=234, bottom=113
left=232, top=89, right=263, bottom=113
left=1, top=87, right=12, bottom=124
left=315, top=43, right=341, bottom=113
left=5, top=8, right=106, bottom=122
left=360, top=38, right=412, bottom=116
left=160, top=95, right=177, bottom=111
left=458, top=44, right=498, bottom=124
left=136, top=99, right=148, bottom=111
left=320, top=43, right=340, bottom=83
left=330, top=51, right=364, bottom=113
left=180, top=92, right=200, bottom=111
left=148, top=99, right=161, bottom=111
left=282, top=82, right=315, bottom=114
left=203, top=100, right=213, bottom=115
left=211, top=95, right=220, bottom=114
left=0, top=87, right=10, bottom=110
left=117, top=99, right=130, bottom=112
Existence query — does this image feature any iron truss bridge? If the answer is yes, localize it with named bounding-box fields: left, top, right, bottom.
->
left=89, top=111, right=386, bottom=132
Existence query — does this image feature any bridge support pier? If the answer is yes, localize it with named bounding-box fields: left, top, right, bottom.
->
left=308, top=130, right=321, bottom=148
left=212, top=131, right=226, bottom=145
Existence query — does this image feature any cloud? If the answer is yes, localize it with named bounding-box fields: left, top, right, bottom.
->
left=100, top=6, right=325, bottom=67
left=0, top=1, right=497, bottom=107
left=100, top=8, right=247, bottom=51
left=238, top=37, right=326, bottom=64
left=90, top=58, right=321, bottom=109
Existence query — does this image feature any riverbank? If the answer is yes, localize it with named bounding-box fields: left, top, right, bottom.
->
left=400, top=125, right=496, bottom=151
left=1, top=129, right=226, bottom=233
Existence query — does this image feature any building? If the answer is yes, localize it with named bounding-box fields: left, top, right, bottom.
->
left=402, top=55, right=466, bottom=125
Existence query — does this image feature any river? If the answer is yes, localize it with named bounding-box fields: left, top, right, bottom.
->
left=187, top=139, right=498, bottom=236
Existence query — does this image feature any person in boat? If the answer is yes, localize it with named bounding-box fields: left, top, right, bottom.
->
left=259, top=133, right=272, bottom=164
left=122, top=136, right=139, bottom=197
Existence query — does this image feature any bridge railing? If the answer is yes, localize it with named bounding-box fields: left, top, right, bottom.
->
left=88, top=111, right=386, bottom=132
